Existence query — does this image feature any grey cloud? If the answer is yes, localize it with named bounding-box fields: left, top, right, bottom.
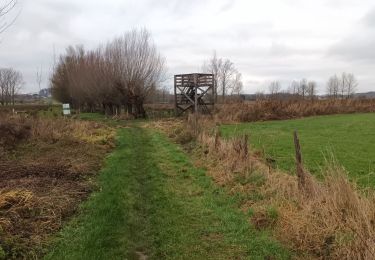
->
left=269, top=42, right=322, bottom=57
left=1, top=0, right=375, bottom=94
left=328, top=8, right=375, bottom=62
left=362, top=7, right=375, bottom=27
left=330, top=36, right=375, bottom=62
left=218, top=0, right=237, bottom=13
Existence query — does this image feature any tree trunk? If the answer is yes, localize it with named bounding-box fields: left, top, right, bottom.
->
left=133, top=96, right=146, bottom=118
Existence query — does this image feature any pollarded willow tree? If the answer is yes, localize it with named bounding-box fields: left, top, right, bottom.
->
left=106, top=29, right=166, bottom=117
left=51, top=29, right=166, bottom=118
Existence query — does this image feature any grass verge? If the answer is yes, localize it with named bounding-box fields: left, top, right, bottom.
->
left=160, top=115, right=375, bottom=258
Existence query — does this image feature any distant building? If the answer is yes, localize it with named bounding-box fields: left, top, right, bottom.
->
left=39, top=88, right=52, bottom=98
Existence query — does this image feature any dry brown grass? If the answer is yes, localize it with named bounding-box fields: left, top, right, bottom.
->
left=0, top=117, right=30, bottom=152
left=0, top=114, right=115, bottom=259
left=143, top=103, right=175, bottom=119
left=215, top=99, right=375, bottom=123
left=151, top=116, right=375, bottom=259
left=276, top=166, right=375, bottom=259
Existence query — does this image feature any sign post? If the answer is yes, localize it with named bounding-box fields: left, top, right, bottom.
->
left=62, top=104, right=71, bottom=116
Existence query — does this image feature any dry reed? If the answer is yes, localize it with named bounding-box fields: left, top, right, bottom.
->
left=215, top=99, right=375, bottom=123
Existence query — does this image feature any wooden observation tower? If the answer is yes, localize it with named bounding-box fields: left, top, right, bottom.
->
left=174, top=73, right=215, bottom=115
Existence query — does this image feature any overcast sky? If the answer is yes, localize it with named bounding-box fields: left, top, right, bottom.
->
left=1, top=0, right=375, bottom=94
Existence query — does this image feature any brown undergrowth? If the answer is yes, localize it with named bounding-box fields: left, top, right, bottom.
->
left=215, top=99, right=375, bottom=123
left=149, top=116, right=375, bottom=259
left=0, top=114, right=115, bottom=259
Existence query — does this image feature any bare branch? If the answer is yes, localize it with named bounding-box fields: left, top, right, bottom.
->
left=0, top=0, right=19, bottom=34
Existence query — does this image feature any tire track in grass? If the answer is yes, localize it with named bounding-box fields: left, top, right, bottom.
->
left=46, top=125, right=290, bottom=259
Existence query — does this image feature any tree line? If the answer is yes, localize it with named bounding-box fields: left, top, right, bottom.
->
left=262, top=73, right=358, bottom=100
left=0, top=68, right=23, bottom=106
left=201, top=52, right=358, bottom=101
left=266, top=79, right=317, bottom=100
left=326, top=72, right=358, bottom=99
left=51, top=29, right=166, bottom=117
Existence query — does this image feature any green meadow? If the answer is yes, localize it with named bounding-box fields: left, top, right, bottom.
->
left=220, top=113, right=375, bottom=187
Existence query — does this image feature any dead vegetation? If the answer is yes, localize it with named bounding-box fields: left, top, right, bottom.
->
left=151, top=116, right=375, bottom=259
left=215, top=99, right=375, bottom=123
left=0, top=114, right=115, bottom=259
left=0, top=118, right=30, bottom=150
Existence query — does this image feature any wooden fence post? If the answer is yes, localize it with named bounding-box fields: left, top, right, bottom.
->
left=243, top=134, right=249, bottom=157
left=214, top=127, right=221, bottom=150
left=294, top=130, right=306, bottom=190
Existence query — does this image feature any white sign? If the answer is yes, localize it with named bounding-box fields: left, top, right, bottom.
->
left=62, top=103, right=71, bottom=115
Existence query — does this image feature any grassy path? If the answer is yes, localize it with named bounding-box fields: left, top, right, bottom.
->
left=46, top=126, right=289, bottom=259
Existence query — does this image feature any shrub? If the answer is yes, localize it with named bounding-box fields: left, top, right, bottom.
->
left=0, top=118, right=31, bottom=150
left=0, top=246, right=5, bottom=260
left=0, top=113, right=115, bottom=258
left=215, top=99, right=375, bottom=123
left=174, top=129, right=194, bottom=144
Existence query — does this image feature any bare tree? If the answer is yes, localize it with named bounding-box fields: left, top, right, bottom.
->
left=268, top=81, right=281, bottom=99
left=0, top=68, right=23, bottom=105
left=329, top=72, right=358, bottom=99
left=307, top=81, right=317, bottom=100
left=203, top=51, right=222, bottom=102
left=219, top=59, right=235, bottom=99
left=203, top=52, right=239, bottom=102
left=288, top=80, right=299, bottom=96
left=339, top=72, right=348, bottom=99
left=327, top=75, right=339, bottom=99
left=36, top=65, right=43, bottom=94
left=229, top=72, right=243, bottom=95
left=0, top=0, right=18, bottom=34
left=298, top=78, right=308, bottom=99
left=345, top=73, right=358, bottom=98
left=106, top=29, right=166, bottom=117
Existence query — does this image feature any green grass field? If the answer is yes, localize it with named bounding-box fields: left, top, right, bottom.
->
left=220, top=113, right=375, bottom=187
